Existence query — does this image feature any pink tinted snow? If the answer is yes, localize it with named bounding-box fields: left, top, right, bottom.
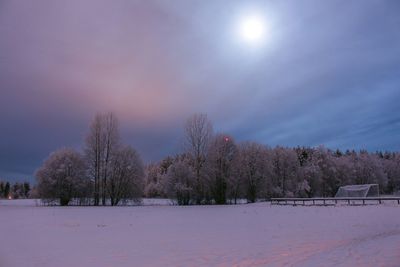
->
left=0, top=200, right=399, bottom=267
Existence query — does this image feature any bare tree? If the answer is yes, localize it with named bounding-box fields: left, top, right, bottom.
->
left=183, top=113, right=213, bottom=204
left=85, top=114, right=104, bottom=205
left=35, top=148, right=88, bottom=206
left=107, top=146, right=144, bottom=206
left=85, top=112, right=120, bottom=205
left=101, top=113, right=120, bottom=205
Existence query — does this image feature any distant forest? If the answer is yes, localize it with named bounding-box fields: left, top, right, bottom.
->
left=4, top=113, right=399, bottom=206
left=0, top=181, right=31, bottom=199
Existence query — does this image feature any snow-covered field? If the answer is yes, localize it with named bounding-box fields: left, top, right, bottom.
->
left=1, top=200, right=399, bottom=267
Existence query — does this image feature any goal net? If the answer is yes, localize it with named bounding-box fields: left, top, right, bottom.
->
left=335, top=184, right=379, bottom=198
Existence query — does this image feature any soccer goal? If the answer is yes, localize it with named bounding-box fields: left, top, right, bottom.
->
left=335, top=184, right=379, bottom=198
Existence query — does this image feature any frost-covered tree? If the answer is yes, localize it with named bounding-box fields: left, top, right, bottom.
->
left=183, top=113, right=213, bottom=204
left=309, top=147, right=341, bottom=197
left=107, top=146, right=144, bottom=206
left=270, top=147, right=300, bottom=197
left=334, top=154, right=354, bottom=190
left=159, top=156, right=174, bottom=175
left=351, top=151, right=387, bottom=192
left=165, top=157, right=195, bottom=205
left=205, top=134, right=237, bottom=204
left=234, top=142, right=272, bottom=203
left=302, top=162, right=322, bottom=197
left=295, top=146, right=313, bottom=167
left=35, top=148, right=89, bottom=206
left=383, top=153, right=400, bottom=193
left=144, top=163, right=165, bottom=197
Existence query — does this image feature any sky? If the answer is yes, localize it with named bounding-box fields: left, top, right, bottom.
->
left=0, top=0, right=400, bottom=183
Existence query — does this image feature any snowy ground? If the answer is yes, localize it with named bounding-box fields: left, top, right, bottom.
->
left=1, top=200, right=399, bottom=267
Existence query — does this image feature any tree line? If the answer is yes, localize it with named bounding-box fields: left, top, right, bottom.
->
left=35, top=113, right=400, bottom=206
left=0, top=181, right=31, bottom=199
left=144, top=114, right=399, bottom=204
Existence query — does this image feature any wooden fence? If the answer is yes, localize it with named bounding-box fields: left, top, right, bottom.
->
left=270, top=197, right=400, bottom=206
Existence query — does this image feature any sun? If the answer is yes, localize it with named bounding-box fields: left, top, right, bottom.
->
left=237, top=14, right=267, bottom=46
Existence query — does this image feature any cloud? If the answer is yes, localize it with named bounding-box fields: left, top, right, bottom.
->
left=0, top=0, right=399, bottom=182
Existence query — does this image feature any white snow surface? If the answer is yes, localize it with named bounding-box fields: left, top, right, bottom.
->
left=1, top=199, right=399, bottom=267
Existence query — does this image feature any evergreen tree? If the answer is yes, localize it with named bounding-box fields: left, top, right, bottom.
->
left=4, top=182, right=10, bottom=198
left=23, top=182, right=31, bottom=198
left=0, top=181, right=4, bottom=198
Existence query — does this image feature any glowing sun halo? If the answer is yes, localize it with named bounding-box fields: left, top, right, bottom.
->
left=237, top=14, right=267, bottom=46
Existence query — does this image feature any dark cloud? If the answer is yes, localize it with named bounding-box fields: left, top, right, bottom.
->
left=1, top=0, right=399, bottom=182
